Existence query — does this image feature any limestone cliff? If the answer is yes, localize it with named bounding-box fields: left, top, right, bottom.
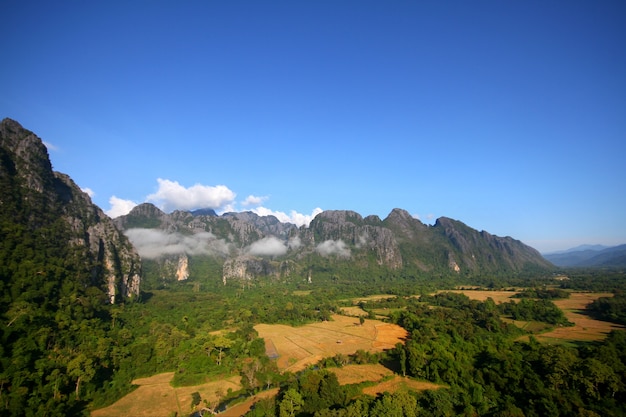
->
left=0, top=118, right=141, bottom=302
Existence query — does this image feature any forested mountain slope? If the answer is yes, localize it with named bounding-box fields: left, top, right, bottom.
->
left=0, top=118, right=141, bottom=414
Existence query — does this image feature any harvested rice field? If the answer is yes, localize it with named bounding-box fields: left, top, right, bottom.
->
left=255, top=314, right=407, bottom=372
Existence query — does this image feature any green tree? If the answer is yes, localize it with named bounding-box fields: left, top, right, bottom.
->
left=67, top=353, right=96, bottom=400
left=191, top=391, right=201, bottom=410
left=280, top=388, right=304, bottom=417
left=213, top=334, right=233, bottom=366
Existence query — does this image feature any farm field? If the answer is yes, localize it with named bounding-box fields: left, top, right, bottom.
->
left=452, top=290, right=624, bottom=342
left=219, top=388, right=280, bottom=417
left=91, top=373, right=241, bottom=417
left=362, top=375, right=444, bottom=397
left=446, top=289, right=520, bottom=303
left=255, top=314, right=407, bottom=372
left=340, top=305, right=368, bottom=316
left=92, top=316, right=407, bottom=417
left=535, top=292, right=624, bottom=342
left=340, top=294, right=397, bottom=303
left=331, top=363, right=443, bottom=396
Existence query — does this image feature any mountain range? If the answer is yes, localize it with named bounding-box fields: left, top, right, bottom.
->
left=543, top=244, right=626, bottom=268
left=113, top=200, right=554, bottom=288
left=1, top=117, right=555, bottom=295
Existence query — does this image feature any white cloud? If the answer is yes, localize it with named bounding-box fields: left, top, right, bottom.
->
left=81, top=187, right=95, bottom=198
left=146, top=178, right=236, bottom=213
left=413, top=213, right=435, bottom=224
left=288, top=236, right=302, bottom=250
left=242, top=195, right=268, bottom=206
left=106, top=196, right=137, bottom=218
left=124, top=228, right=231, bottom=259
left=247, top=236, right=288, bottom=257
left=43, top=141, right=58, bottom=151
left=316, top=240, right=351, bottom=258
left=251, top=206, right=323, bottom=227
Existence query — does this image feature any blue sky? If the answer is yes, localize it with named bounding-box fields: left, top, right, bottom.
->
left=2, top=1, right=625, bottom=253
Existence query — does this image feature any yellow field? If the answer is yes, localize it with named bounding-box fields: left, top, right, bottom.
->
left=255, top=314, right=407, bottom=372
left=535, top=292, right=624, bottom=342
left=332, top=363, right=393, bottom=385
left=340, top=306, right=368, bottom=316
left=362, top=376, right=443, bottom=396
left=219, top=388, right=280, bottom=417
left=445, top=289, right=520, bottom=303
left=91, top=373, right=241, bottom=417
left=331, top=363, right=443, bottom=396
left=341, top=294, right=397, bottom=303
left=330, top=364, right=444, bottom=396
left=451, top=290, right=624, bottom=342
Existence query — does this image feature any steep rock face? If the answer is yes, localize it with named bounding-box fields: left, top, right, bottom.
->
left=117, top=203, right=553, bottom=283
left=434, top=217, right=553, bottom=271
left=383, top=208, right=430, bottom=243
left=176, top=254, right=189, bottom=281
left=113, top=203, right=169, bottom=230
left=305, top=210, right=402, bottom=269
left=222, top=255, right=281, bottom=283
left=0, top=118, right=141, bottom=302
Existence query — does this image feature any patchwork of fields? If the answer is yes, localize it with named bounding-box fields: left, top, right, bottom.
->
left=92, top=290, right=623, bottom=417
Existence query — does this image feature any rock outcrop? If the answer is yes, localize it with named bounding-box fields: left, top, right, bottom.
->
left=0, top=118, right=141, bottom=302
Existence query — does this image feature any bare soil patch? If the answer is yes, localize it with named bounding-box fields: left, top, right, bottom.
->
left=91, top=373, right=241, bottom=417
left=255, top=314, right=407, bottom=372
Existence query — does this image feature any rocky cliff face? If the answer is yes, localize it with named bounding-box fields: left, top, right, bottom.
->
left=0, top=118, right=141, bottom=302
left=117, top=201, right=553, bottom=285
left=305, top=210, right=403, bottom=269
left=433, top=217, right=553, bottom=271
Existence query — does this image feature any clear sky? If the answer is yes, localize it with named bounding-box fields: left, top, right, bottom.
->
left=2, top=1, right=625, bottom=253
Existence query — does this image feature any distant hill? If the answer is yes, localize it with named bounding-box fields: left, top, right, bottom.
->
left=547, top=244, right=611, bottom=254
left=544, top=244, right=626, bottom=268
